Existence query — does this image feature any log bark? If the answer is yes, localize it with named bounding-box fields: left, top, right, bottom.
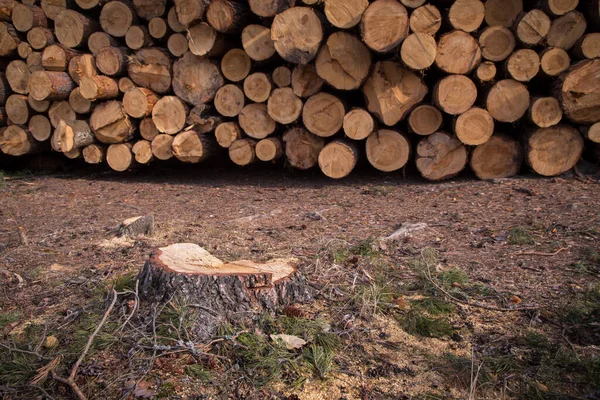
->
left=55, top=119, right=93, bottom=152
left=28, top=114, right=51, bottom=140
left=255, top=137, right=282, bottom=162
left=315, top=32, right=371, bottom=90
left=137, top=243, right=311, bottom=340
left=79, top=75, right=119, bottom=100
left=343, top=108, right=374, bottom=140
left=484, top=0, right=522, bottom=27
left=132, top=0, right=165, bottom=21
left=0, top=125, right=42, bottom=155
left=318, top=139, right=358, bottom=179
left=528, top=97, right=563, bottom=128
left=408, top=105, right=442, bottom=136
left=167, top=33, right=187, bottom=57
left=106, top=142, right=135, bottom=171
left=29, top=71, right=75, bottom=101
left=291, top=65, right=323, bottom=98
left=540, top=47, right=570, bottom=77
left=238, top=103, right=276, bottom=139
left=470, top=134, right=523, bottom=180
left=558, top=59, right=600, bottom=125
left=6, top=60, right=31, bottom=95
left=323, top=0, right=368, bottom=29
left=454, top=107, right=494, bottom=146
left=360, top=0, right=408, bottom=53
left=546, top=11, right=586, bottom=51
left=363, top=61, right=427, bottom=126
left=448, top=0, right=484, bottom=32
left=172, top=129, right=212, bottom=163
left=0, top=21, right=19, bottom=57
left=100, top=0, right=135, bottom=38
left=433, top=74, right=477, bottom=115
left=267, top=87, right=302, bottom=124
left=0, top=74, right=8, bottom=105
left=486, top=79, right=530, bottom=123
left=400, top=33, right=436, bottom=71
left=90, top=100, right=133, bottom=143
left=68, top=54, right=97, bottom=84
left=302, top=92, right=344, bottom=137
left=221, top=48, right=251, bottom=83
left=151, top=133, right=173, bottom=159
left=5, top=94, right=31, bottom=124
left=436, top=30, right=481, bottom=74
left=248, top=0, right=292, bottom=17
left=140, top=116, right=159, bottom=140
left=132, top=139, right=153, bottom=164
left=479, top=25, right=515, bottom=62
left=54, top=10, right=97, bottom=48
left=241, top=24, right=275, bottom=62
left=0, top=108, right=5, bottom=126
left=282, top=127, right=324, bottom=170
left=149, top=16, right=169, bottom=38
left=514, top=9, right=551, bottom=46
left=206, top=0, right=248, bottom=33
left=126, top=25, right=152, bottom=50
left=506, top=49, right=540, bottom=82
left=68, top=87, right=91, bottom=114
left=573, top=33, right=600, bottom=60
left=123, top=87, right=159, bottom=118
left=152, top=96, right=188, bottom=134
left=172, top=52, right=223, bottom=105
left=229, top=138, right=256, bottom=166
left=272, top=66, right=291, bottom=88
left=416, top=131, right=468, bottom=181
left=82, top=143, right=105, bottom=163
left=96, top=46, right=128, bottom=76
left=88, top=32, right=118, bottom=56
left=173, top=0, right=205, bottom=27
left=12, top=4, right=47, bottom=32
left=214, top=84, right=245, bottom=118
left=42, top=44, right=80, bottom=72
left=128, top=47, right=172, bottom=94
left=271, top=7, right=323, bottom=64
left=365, top=129, right=410, bottom=172
left=48, top=99, right=75, bottom=127
left=525, top=124, right=583, bottom=176
left=243, top=72, right=272, bottom=103
left=215, top=121, right=241, bottom=148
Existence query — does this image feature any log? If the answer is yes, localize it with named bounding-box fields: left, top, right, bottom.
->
left=186, top=104, right=221, bottom=134
left=42, top=44, right=80, bottom=72
left=558, top=59, right=600, bottom=125
left=408, top=105, right=443, bottom=136
left=315, top=31, right=371, bottom=90
left=79, top=75, right=119, bottom=100
left=6, top=60, right=30, bottom=95
left=166, top=8, right=184, bottom=33
left=128, top=48, right=172, bottom=94
left=241, top=24, right=275, bottom=62
left=528, top=97, right=563, bottom=128
left=433, top=75, right=477, bottom=115
left=118, top=77, right=135, bottom=93
left=343, top=108, right=374, bottom=140
left=323, top=0, right=368, bottom=29
left=470, top=134, right=523, bottom=180
left=0, top=0, right=17, bottom=22
left=0, top=125, right=42, bottom=155
left=206, top=0, right=248, bottom=33
left=28, top=94, right=50, bottom=112
left=132, top=139, right=153, bottom=164
left=17, top=42, right=32, bottom=58
left=255, top=137, right=282, bottom=162
left=0, top=21, right=18, bottom=57
left=149, top=16, right=169, bottom=38
left=318, top=139, right=358, bottom=179
left=68, top=54, right=97, bottom=84
left=12, top=4, right=47, bottom=32
left=365, top=129, right=410, bottom=172
left=167, top=33, right=187, bottom=57
left=68, top=87, right=91, bottom=114
left=88, top=32, right=118, bottom=56
left=416, top=131, right=468, bottom=181
left=546, top=11, right=586, bottom=51
left=221, top=48, right=251, bottom=83
left=27, top=26, right=53, bottom=50
left=399, top=0, right=424, bottom=7
left=74, top=0, right=105, bottom=10
left=152, top=96, right=188, bottom=134
left=248, top=0, right=291, bottom=17
left=123, top=87, right=159, bottom=118
left=96, top=46, right=128, bottom=76
left=215, top=121, right=241, bottom=148
left=541, top=0, right=579, bottom=17
left=573, top=33, right=600, bottom=60
left=5, top=94, right=31, bottom=124
left=238, top=103, right=276, bottom=139
left=506, top=49, right=540, bottom=82
left=540, top=47, right=570, bottom=77
left=400, top=33, right=436, bottom=71
left=140, top=117, right=159, bottom=140
left=282, top=127, right=324, bottom=170
left=106, top=142, right=135, bottom=171
left=267, top=87, right=302, bottom=124
left=454, top=107, right=494, bottom=146
left=126, top=25, right=152, bottom=50
left=48, top=100, right=75, bottom=127
left=172, top=129, right=212, bottom=163
left=515, top=9, right=551, bottom=46
left=28, top=71, right=74, bottom=101
left=172, top=52, right=223, bottom=105
left=55, top=10, right=97, bottom=48
left=525, top=125, right=583, bottom=176
left=90, top=100, right=133, bottom=143
left=28, top=114, right=51, bottom=140
left=271, top=7, right=323, bottom=64
left=302, top=92, right=344, bottom=137
left=408, top=4, right=441, bottom=35
left=272, top=66, right=291, bottom=88
left=486, top=79, right=530, bottom=123
left=100, top=1, right=134, bottom=38
left=484, top=0, right=522, bottom=27
left=26, top=51, right=43, bottom=71
left=479, top=25, right=515, bottom=62
left=214, top=84, right=245, bottom=117
left=448, top=0, right=484, bottom=32
left=63, top=146, right=81, bottom=159
left=229, top=138, right=256, bottom=166
left=187, top=22, right=219, bottom=57
left=0, top=74, right=8, bottom=105
left=436, top=30, right=481, bottom=74
left=363, top=61, right=427, bottom=126
left=360, top=0, right=408, bottom=53
left=291, top=65, right=323, bottom=98
left=132, top=0, right=165, bottom=21
left=173, top=0, right=204, bottom=27
left=137, top=243, right=311, bottom=340
left=243, top=72, right=272, bottom=103
left=55, top=119, right=93, bottom=152
left=0, top=108, right=5, bottom=126
left=82, top=143, right=105, bottom=163
left=582, top=123, right=600, bottom=143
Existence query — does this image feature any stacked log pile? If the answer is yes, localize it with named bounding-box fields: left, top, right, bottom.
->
left=0, top=0, right=599, bottom=180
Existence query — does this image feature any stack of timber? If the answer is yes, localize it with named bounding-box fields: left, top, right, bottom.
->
left=0, top=0, right=599, bottom=180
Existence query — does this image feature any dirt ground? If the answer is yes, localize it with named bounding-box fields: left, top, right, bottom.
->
left=0, top=164, right=599, bottom=400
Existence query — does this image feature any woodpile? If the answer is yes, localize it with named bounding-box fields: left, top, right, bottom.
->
left=0, top=0, right=599, bottom=180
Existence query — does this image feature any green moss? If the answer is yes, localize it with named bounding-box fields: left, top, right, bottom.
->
left=0, top=310, right=22, bottom=330
left=413, top=297, right=455, bottom=316
left=508, top=227, right=535, bottom=245
left=157, top=381, right=176, bottom=398
left=185, top=365, right=211, bottom=382
left=400, top=310, right=453, bottom=338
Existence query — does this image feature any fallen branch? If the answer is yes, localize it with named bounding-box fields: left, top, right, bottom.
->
left=515, top=248, right=568, bottom=257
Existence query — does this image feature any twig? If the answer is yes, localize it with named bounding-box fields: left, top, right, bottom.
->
left=52, top=289, right=118, bottom=400
left=515, top=248, right=568, bottom=257
left=0, top=342, right=51, bottom=360
left=117, top=280, right=139, bottom=334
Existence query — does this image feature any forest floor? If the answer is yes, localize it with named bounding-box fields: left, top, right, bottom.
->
left=0, top=163, right=599, bottom=400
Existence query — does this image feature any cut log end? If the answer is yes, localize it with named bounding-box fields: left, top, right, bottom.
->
left=455, top=107, right=494, bottom=146
left=416, top=132, right=468, bottom=181
left=470, top=135, right=523, bottom=180
left=526, top=125, right=584, bottom=176
left=408, top=105, right=442, bottom=136
left=318, top=139, right=358, bottom=179
left=365, top=129, right=410, bottom=172
left=343, top=108, right=374, bottom=140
